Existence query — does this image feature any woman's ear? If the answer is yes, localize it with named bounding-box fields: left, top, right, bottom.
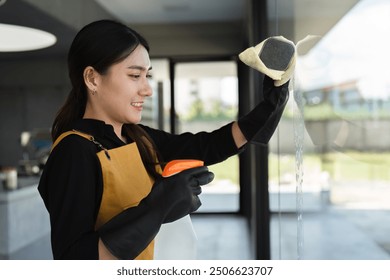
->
left=83, top=66, right=99, bottom=93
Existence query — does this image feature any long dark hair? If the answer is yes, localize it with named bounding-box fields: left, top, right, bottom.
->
left=52, top=19, right=162, bottom=179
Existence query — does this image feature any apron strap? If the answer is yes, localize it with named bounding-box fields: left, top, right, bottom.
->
left=51, top=129, right=110, bottom=156
left=51, top=130, right=92, bottom=151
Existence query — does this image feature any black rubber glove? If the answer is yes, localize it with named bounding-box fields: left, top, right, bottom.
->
left=98, top=166, right=214, bottom=260
left=237, top=75, right=289, bottom=145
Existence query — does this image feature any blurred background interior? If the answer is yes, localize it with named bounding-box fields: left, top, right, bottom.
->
left=0, top=0, right=389, bottom=260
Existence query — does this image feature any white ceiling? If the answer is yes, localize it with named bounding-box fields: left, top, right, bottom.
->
left=95, top=0, right=359, bottom=24
left=96, top=0, right=245, bottom=24
left=95, top=0, right=359, bottom=46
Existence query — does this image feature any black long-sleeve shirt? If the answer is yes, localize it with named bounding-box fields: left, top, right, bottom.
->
left=38, top=119, right=240, bottom=259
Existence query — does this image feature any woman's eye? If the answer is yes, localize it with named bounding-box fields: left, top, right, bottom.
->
left=128, top=73, right=152, bottom=79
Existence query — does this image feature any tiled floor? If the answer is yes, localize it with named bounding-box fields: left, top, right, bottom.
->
left=192, top=214, right=251, bottom=260
left=269, top=208, right=390, bottom=260
left=192, top=209, right=390, bottom=260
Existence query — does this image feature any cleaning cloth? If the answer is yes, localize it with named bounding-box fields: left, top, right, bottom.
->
left=239, top=35, right=319, bottom=86
left=239, top=36, right=296, bottom=86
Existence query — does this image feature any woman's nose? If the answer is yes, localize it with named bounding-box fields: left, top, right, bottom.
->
left=140, top=79, right=153, bottom=97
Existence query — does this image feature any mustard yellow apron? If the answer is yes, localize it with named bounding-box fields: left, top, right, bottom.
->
left=52, top=130, right=161, bottom=260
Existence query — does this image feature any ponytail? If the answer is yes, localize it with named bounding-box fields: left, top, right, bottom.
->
left=52, top=88, right=87, bottom=141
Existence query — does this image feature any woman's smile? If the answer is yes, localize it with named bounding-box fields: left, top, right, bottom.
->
left=131, top=101, right=144, bottom=111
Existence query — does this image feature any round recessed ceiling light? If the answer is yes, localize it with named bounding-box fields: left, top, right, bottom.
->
left=0, top=23, right=57, bottom=52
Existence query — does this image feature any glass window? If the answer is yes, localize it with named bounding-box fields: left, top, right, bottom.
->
left=149, top=59, right=240, bottom=213
left=269, top=0, right=390, bottom=259
left=175, top=61, right=240, bottom=213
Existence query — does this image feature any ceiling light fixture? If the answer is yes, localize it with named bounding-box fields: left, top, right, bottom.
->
left=0, top=23, right=57, bottom=52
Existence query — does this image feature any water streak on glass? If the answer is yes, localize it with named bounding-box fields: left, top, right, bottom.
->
left=293, top=85, right=305, bottom=259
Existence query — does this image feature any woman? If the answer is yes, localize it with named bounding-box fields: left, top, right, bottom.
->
left=38, top=19, right=290, bottom=260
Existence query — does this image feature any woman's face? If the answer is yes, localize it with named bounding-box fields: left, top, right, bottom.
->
left=93, top=45, right=153, bottom=126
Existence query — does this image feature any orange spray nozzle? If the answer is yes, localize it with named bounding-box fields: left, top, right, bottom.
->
left=162, top=159, right=204, bottom=177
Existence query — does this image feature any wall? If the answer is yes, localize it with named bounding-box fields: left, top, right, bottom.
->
left=0, top=58, right=69, bottom=167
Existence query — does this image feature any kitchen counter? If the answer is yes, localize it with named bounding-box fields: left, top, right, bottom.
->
left=0, top=176, right=40, bottom=200
left=0, top=176, right=51, bottom=259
